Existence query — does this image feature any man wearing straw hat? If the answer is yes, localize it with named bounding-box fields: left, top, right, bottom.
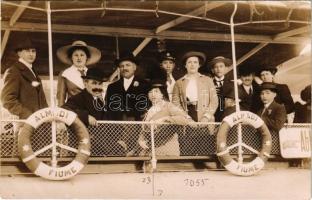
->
left=1, top=37, right=48, bottom=119
left=208, top=56, right=233, bottom=122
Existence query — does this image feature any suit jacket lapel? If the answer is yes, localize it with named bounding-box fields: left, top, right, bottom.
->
left=181, top=77, right=188, bottom=101
left=16, top=62, right=38, bottom=83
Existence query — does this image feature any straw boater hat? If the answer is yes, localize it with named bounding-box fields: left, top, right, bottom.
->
left=208, top=56, right=232, bottom=68
left=181, top=51, right=206, bottom=66
left=56, top=40, right=101, bottom=66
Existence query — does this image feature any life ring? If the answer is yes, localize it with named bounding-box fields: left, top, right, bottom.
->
left=18, top=107, right=90, bottom=180
left=216, top=111, right=272, bottom=176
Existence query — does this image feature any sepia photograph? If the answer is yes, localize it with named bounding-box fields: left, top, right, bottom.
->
left=0, top=1, right=311, bottom=199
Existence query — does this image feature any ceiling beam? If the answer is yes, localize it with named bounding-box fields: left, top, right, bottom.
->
left=1, top=21, right=309, bottom=45
left=227, top=25, right=311, bottom=71
left=155, top=2, right=226, bottom=34
left=9, top=1, right=31, bottom=26
left=133, top=2, right=226, bottom=56
left=1, top=1, right=31, bottom=59
left=273, top=25, right=311, bottom=40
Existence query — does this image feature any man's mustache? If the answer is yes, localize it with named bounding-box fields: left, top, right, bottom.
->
left=92, top=88, right=103, bottom=93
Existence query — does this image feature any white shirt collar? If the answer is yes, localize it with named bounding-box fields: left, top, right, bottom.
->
left=61, top=65, right=86, bottom=89
left=214, top=76, right=224, bottom=81
left=264, top=101, right=273, bottom=108
left=19, top=58, right=33, bottom=69
left=243, top=85, right=253, bottom=91
left=123, top=76, right=135, bottom=91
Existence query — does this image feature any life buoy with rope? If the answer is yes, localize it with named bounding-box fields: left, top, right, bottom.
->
left=216, top=111, right=272, bottom=176
left=18, top=107, right=90, bottom=180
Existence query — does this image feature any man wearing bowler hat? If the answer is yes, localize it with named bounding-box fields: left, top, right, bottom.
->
left=208, top=56, right=233, bottom=122
left=61, top=67, right=112, bottom=155
left=257, top=82, right=287, bottom=133
left=1, top=37, right=48, bottom=119
left=62, top=67, right=107, bottom=126
left=105, top=51, right=150, bottom=155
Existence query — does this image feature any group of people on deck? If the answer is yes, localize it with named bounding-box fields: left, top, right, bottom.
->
left=1, top=38, right=310, bottom=158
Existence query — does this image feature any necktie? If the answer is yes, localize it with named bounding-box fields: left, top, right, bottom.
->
left=96, top=97, right=104, bottom=108
left=79, top=70, right=86, bottom=76
left=249, top=88, right=253, bottom=95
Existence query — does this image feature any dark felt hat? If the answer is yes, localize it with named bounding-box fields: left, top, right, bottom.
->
left=81, top=67, right=106, bottom=82
left=257, top=65, right=278, bottom=76
left=181, top=51, right=206, bottom=66
left=239, top=67, right=255, bottom=76
left=260, top=82, right=278, bottom=92
left=14, top=37, right=36, bottom=52
left=148, top=79, right=169, bottom=100
left=300, top=85, right=311, bottom=102
left=159, top=51, right=176, bottom=62
left=149, top=79, right=167, bottom=90
left=115, top=51, right=138, bottom=66
left=208, top=56, right=232, bottom=68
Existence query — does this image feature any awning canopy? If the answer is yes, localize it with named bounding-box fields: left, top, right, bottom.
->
left=1, top=1, right=311, bottom=78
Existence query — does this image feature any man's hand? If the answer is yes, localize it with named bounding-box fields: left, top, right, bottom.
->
left=155, top=116, right=173, bottom=124
left=56, top=122, right=67, bottom=134
left=88, top=115, right=98, bottom=126
left=201, top=114, right=215, bottom=123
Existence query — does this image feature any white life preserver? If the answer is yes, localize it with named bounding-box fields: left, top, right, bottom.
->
left=18, top=107, right=90, bottom=180
left=216, top=111, right=272, bottom=176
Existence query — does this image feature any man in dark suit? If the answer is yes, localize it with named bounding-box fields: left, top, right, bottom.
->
left=106, top=52, right=150, bottom=121
left=294, top=85, right=311, bottom=123
left=257, top=82, right=287, bottom=133
left=105, top=52, right=150, bottom=155
left=257, top=66, right=294, bottom=117
left=61, top=67, right=112, bottom=155
left=238, top=67, right=262, bottom=113
left=1, top=38, right=48, bottom=119
left=62, top=67, right=107, bottom=126
left=207, top=56, right=233, bottom=122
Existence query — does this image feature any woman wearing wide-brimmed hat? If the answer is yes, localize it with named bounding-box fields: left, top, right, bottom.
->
left=56, top=40, right=101, bottom=106
left=172, top=51, right=218, bottom=123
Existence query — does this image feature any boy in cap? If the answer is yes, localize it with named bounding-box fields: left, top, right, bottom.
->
left=257, top=82, right=287, bottom=133
left=158, top=51, right=180, bottom=101
left=1, top=37, right=48, bottom=119
left=208, top=56, right=233, bottom=122
left=257, top=65, right=294, bottom=117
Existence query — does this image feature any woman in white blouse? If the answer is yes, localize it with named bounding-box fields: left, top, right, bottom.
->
left=172, top=51, right=218, bottom=122
left=56, top=40, right=101, bottom=106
